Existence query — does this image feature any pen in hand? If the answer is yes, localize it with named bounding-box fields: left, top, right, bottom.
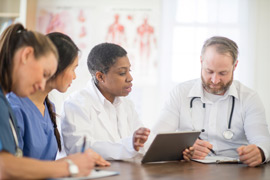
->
left=81, top=136, right=86, bottom=153
left=198, top=137, right=217, bottom=155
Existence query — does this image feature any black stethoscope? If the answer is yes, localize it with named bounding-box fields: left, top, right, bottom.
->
left=190, top=96, right=235, bottom=140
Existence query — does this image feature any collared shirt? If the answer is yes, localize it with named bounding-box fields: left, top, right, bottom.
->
left=0, top=86, right=18, bottom=155
left=95, top=85, right=122, bottom=140
left=7, top=93, right=58, bottom=160
left=153, top=79, right=270, bottom=161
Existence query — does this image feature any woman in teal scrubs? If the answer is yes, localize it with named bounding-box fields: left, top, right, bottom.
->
left=0, top=23, right=94, bottom=179
left=7, top=32, right=78, bottom=160
left=7, top=32, right=109, bottom=166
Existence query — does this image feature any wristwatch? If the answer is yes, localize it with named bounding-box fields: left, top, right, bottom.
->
left=65, top=159, right=79, bottom=177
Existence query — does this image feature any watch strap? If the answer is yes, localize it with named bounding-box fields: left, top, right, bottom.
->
left=65, top=159, right=79, bottom=177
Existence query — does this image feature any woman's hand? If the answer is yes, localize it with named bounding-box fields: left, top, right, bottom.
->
left=86, top=149, right=111, bottom=167
left=133, top=127, right=150, bottom=151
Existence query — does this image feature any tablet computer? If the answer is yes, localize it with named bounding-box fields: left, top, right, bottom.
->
left=141, top=131, right=200, bottom=164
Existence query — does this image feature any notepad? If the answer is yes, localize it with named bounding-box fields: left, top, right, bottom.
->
left=48, top=169, right=119, bottom=180
left=192, top=156, right=241, bottom=164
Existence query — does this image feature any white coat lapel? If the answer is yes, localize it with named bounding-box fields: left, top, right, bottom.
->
left=87, top=80, right=120, bottom=140
left=116, top=102, right=130, bottom=138
left=96, top=110, right=119, bottom=140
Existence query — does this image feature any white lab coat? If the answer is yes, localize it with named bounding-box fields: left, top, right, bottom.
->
left=153, top=79, right=270, bottom=162
left=61, top=80, right=144, bottom=160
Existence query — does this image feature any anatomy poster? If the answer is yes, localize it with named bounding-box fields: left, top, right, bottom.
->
left=36, top=0, right=160, bottom=84
left=102, top=9, right=159, bottom=83
left=36, top=5, right=94, bottom=60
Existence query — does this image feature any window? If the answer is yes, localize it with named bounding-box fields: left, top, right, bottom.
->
left=171, top=0, right=240, bottom=82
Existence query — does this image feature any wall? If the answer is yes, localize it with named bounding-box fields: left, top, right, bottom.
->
left=255, top=0, right=270, bottom=125
left=36, top=0, right=162, bottom=128
left=38, top=0, right=270, bottom=128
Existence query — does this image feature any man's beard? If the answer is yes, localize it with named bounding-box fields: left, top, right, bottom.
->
left=201, top=73, right=233, bottom=95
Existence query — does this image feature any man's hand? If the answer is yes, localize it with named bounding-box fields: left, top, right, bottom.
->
left=133, top=127, right=150, bottom=151
left=192, top=139, right=213, bottom=159
left=183, top=147, right=194, bottom=161
left=237, top=144, right=264, bottom=167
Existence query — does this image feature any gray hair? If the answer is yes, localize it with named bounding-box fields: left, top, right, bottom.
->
left=201, top=36, right=238, bottom=64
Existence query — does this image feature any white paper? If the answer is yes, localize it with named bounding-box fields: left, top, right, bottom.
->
left=192, top=156, right=240, bottom=164
left=48, top=169, right=119, bottom=180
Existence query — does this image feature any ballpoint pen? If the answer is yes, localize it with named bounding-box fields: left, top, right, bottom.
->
left=198, top=137, right=217, bottom=155
left=81, top=136, right=86, bottom=153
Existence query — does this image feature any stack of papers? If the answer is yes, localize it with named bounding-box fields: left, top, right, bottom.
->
left=48, top=169, right=119, bottom=180
left=192, top=156, right=241, bottom=164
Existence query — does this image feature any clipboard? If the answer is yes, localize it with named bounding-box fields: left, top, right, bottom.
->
left=192, top=156, right=241, bottom=164
left=141, top=131, right=200, bottom=164
left=48, top=169, right=119, bottom=180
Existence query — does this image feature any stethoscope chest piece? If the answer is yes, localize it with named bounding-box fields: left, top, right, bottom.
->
left=15, top=148, right=23, bottom=157
left=223, top=129, right=234, bottom=140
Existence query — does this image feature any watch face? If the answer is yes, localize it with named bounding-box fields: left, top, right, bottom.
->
left=70, top=164, right=79, bottom=175
left=66, top=159, right=79, bottom=177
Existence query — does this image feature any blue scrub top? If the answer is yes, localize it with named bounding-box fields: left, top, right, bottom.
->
left=0, top=86, right=17, bottom=155
left=7, top=92, right=58, bottom=160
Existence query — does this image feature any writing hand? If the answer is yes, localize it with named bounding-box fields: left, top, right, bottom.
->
left=86, top=149, right=111, bottom=167
left=133, top=127, right=150, bottom=151
left=192, top=138, right=214, bottom=159
left=237, top=144, right=264, bottom=167
left=64, top=150, right=94, bottom=177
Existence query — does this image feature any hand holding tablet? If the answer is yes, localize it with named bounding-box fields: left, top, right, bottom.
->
left=141, top=131, right=200, bottom=164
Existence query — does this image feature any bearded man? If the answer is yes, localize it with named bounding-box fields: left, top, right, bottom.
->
left=153, top=36, right=270, bottom=167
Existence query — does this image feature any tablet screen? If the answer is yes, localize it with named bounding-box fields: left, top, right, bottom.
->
left=141, top=131, right=200, bottom=164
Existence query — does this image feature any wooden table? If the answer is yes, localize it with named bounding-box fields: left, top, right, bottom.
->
left=98, top=160, right=270, bottom=180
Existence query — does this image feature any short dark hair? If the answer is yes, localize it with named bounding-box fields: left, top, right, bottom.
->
left=47, top=32, right=79, bottom=79
left=87, top=43, right=127, bottom=83
left=201, top=36, right=238, bottom=64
